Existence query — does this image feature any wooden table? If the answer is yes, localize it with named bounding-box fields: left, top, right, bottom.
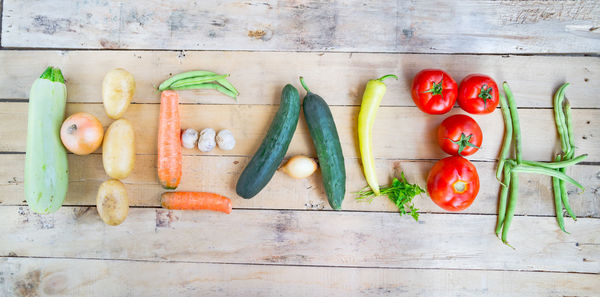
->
left=1, top=1, right=599, bottom=296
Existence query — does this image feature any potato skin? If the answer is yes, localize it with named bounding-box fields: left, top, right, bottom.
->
left=102, top=119, right=135, bottom=179
left=96, top=179, right=129, bottom=226
left=102, top=68, right=135, bottom=119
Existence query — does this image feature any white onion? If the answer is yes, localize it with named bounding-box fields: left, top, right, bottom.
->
left=280, top=155, right=318, bottom=179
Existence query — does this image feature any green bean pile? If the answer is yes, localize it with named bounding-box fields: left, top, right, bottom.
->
left=495, top=82, right=587, bottom=247
left=158, top=70, right=239, bottom=100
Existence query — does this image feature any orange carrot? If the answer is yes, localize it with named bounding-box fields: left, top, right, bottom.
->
left=161, top=192, right=232, bottom=214
left=157, top=90, right=182, bottom=189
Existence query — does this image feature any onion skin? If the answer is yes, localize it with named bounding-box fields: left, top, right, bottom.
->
left=280, top=155, right=318, bottom=179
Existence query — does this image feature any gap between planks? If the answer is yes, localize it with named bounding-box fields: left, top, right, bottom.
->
left=1, top=255, right=599, bottom=275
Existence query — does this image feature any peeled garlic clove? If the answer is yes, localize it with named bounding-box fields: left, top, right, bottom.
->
left=198, top=128, right=216, bottom=152
left=216, top=129, right=236, bottom=150
left=280, top=155, right=318, bottom=179
left=181, top=128, right=199, bottom=149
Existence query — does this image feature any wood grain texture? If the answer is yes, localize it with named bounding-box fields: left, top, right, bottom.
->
left=0, top=50, right=599, bottom=107
left=1, top=154, right=599, bottom=217
left=1, top=103, right=599, bottom=162
left=2, top=1, right=599, bottom=53
left=1, top=206, right=599, bottom=273
left=2, top=257, right=599, bottom=297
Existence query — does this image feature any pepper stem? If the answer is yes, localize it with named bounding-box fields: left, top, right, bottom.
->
left=377, top=74, right=399, bottom=82
left=299, top=76, right=310, bottom=93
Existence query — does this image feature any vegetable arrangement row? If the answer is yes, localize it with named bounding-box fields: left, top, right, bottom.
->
left=23, top=66, right=587, bottom=246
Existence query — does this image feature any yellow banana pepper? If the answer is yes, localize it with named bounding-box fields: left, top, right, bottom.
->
left=358, top=74, right=398, bottom=196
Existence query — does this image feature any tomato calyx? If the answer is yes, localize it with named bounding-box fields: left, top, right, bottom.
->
left=445, top=133, right=480, bottom=156
left=452, top=180, right=468, bottom=194
left=423, top=79, right=443, bottom=96
left=478, top=84, right=494, bottom=109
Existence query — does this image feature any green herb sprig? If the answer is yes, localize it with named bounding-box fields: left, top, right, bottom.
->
left=356, top=172, right=425, bottom=221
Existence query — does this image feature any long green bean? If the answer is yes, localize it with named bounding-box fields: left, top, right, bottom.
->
left=216, top=78, right=239, bottom=96
left=552, top=158, right=567, bottom=233
left=559, top=164, right=577, bottom=221
left=564, top=99, right=575, bottom=155
left=553, top=83, right=570, bottom=153
left=170, top=82, right=238, bottom=99
left=518, top=154, right=587, bottom=169
left=503, top=82, right=522, bottom=164
left=496, top=93, right=513, bottom=183
left=510, top=164, right=584, bottom=190
left=501, top=171, right=519, bottom=246
left=495, top=164, right=512, bottom=237
left=158, top=70, right=218, bottom=90
left=169, top=74, right=229, bottom=88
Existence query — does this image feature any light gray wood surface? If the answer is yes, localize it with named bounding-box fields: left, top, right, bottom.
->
left=2, top=1, right=599, bottom=53
left=1, top=207, right=599, bottom=273
left=0, top=50, right=598, bottom=107
left=1, top=1, right=599, bottom=296
left=3, top=257, right=599, bottom=297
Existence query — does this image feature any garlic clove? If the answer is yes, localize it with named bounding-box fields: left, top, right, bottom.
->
left=198, top=128, right=217, bottom=152
left=216, top=129, right=236, bottom=151
left=181, top=128, right=199, bottom=149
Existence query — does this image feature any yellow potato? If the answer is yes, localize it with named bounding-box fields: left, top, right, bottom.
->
left=102, top=119, right=135, bottom=179
left=102, top=68, right=135, bottom=119
left=96, top=179, right=129, bottom=226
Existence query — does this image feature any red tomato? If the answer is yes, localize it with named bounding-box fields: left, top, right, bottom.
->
left=411, top=69, right=458, bottom=114
left=427, top=156, right=480, bottom=211
left=457, top=74, right=499, bottom=114
left=437, top=114, right=483, bottom=156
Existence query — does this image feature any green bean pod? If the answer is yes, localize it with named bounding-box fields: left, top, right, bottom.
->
left=170, top=82, right=237, bottom=99
left=510, top=164, right=584, bottom=190
left=216, top=78, right=239, bottom=96
left=564, top=99, right=575, bottom=155
left=503, top=82, right=522, bottom=164
left=559, top=165, right=577, bottom=221
left=496, top=93, right=513, bottom=183
left=495, top=164, right=512, bottom=236
left=552, top=162, right=567, bottom=233
left=168, top=74, right=228, bottom=88
left=519, top=154, right=587, bottom=169
left=501, top=171, right=519, bottom=246
left=158, top=70, right=218, bottom=90
left=553, top=83, right=570, bottom=153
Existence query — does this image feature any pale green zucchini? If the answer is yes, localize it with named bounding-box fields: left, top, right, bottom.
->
left=24, top=67, right=69, bottom=214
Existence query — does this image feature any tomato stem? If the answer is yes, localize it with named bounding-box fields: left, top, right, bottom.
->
left=423, top=79, right=443, bottom=96
left=478, top=84, right=493, bottom=109
left=445, top=133, right=480, bottom=156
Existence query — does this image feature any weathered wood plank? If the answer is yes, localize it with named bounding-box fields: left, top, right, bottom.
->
left=1, top=207, right=598, bottom=273
left=0, top=50, right=598, bottom=107
left=1, top=103, right=598, bottom=162
left=2, top=257, right=599, bottom=297
left=1, top=154, right=598, bottom=217
left=2, top=1, right=599, bottom=53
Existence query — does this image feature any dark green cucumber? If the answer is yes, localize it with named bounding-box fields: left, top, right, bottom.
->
left=236, top=84, right=301, bottom=198
left=300, top=77, right=346, bottom=210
